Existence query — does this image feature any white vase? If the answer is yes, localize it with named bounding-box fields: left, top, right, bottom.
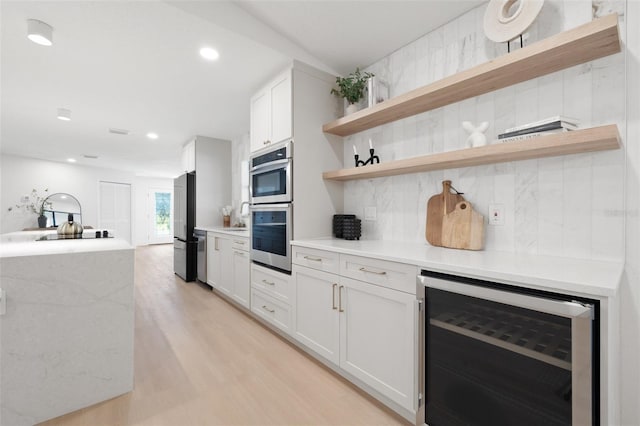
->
left=345, top=103, right=360, bottom=115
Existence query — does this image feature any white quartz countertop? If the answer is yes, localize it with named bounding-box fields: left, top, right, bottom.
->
left=291, top=238, right=623, bottom=298
left=195, top=226, right=249, bottom=238
left=0, top=230, right=133, bottom=258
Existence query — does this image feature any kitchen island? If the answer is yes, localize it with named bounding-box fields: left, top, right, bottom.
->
left=0, top=231, right=135, bottom=426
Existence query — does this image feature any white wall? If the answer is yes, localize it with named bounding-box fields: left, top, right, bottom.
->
left=1, top=155, right=135, bottom=233
left=1, top=154, right=173, bottom=247
left=341, top=0, right=636, bottom=422
left=343, top=0, right=626, bottom=263
left=133, top=176, right=173, bottom=246
left=621, top=0, right=640, bottom=423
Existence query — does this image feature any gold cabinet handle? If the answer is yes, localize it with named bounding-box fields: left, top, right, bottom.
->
left=359, top=267, right=387, bottom=275
left=234, top=250, right=245, bottom=256
left=339, top=285, right=345, bottom=313
left=262, top=279, right=276, bottom=286
left=234, top=240, right=245, bottom=245
left=262, top=305, right=275, bottom=313
left=304, top=255, right=322, bottom=262
left=215, top=237, right=219, bottom=251
left=332, top=283, right=337, bottom=310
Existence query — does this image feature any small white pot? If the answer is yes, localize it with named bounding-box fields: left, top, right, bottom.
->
left=345, top=103, right=360, bottom=115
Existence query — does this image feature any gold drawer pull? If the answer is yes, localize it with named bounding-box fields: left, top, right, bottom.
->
left=304, top=256, right=322, bottom=262
left=262, top=305, right=275, bottom=313
left=339, top=285, right=345, bottom=313
left=262, top=279, right=276, bottom=286
left=234, top=250, right=245, bottom=255
left=359, top=267, right=387, bottom=275
left=234, top=241, right=245, bottom=245
left=332, top=283, right=337, bottom=310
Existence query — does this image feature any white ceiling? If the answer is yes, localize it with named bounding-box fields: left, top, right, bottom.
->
left=1, top=0, right=484, bottom=178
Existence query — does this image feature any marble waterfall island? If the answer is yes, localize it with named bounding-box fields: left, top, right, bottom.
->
left=0, top=231, right=135, bottom=426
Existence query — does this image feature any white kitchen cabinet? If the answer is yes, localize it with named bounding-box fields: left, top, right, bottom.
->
left=207, top=232, right=231, bottom=292
left=292, top=265, right=340, bottom=365
left=181, top=139, right=196, bottom=172
left=249, top=69, right=292, bottom=153
left=339, top=276, right=415, bottom=412
left=250, top=263, right=293, bottom=334
left=231, top=237, right=250, bottom=309
left=207, top=232, right=249, bottom=307
left=291, top=247, right=416, bottom=412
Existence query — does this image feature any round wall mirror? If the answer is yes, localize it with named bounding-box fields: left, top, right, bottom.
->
left=42, top=193, right=82, bottom=227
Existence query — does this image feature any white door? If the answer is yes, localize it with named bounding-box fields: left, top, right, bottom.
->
left=218, top=236, right=233, bottom=296
left=292, top=265, right=340, bottom=366
left=99, top=181, right=132, bottom=244
left=207, top=233, right=221, bottom=289
left=149, top=188, right=173, bottom=244
left=339, top=276, right=415, bottom=411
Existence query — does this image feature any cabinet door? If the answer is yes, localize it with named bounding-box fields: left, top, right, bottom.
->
left=270, top=70, right=292, bottom=145
left=292, top=265, right=340, bottom=366
left=181, top=140, right=196, bottom=173
left=232, top=249, right=250, bottom=308
left=339, top=276, right=416, bottom=412
left=217, top=236, right=233, bottom=296
left=206, top=233, right=221, bottom=289
left=250, top=90, right=270, bottom=153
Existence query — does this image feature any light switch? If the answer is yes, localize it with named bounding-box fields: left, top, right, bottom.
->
left=364, top=206, right=377, bottom=221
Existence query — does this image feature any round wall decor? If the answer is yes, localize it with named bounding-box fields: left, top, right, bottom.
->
left=484, top=0, right=545, bottom=43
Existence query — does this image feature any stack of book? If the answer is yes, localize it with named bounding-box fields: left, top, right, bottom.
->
left=497, top=116, right=579, bottom=143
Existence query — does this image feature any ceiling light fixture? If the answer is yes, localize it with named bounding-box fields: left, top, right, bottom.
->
left=57, top=108, right=71, bottom=121
left=146, top=132, right=159, bottom=140
left=67, top=158, right=76, bottom=163
left=27, top=19, right=53, bottom=46
left=199, top=47, right=219, bottom=61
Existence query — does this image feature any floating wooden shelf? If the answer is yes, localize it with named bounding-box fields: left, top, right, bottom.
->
left=322, top=125, right=620, bottom=181
left=323, top=14, right=621, bottom=137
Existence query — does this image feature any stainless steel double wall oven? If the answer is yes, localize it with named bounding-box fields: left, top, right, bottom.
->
left=249, top=140, right=293, bottom=273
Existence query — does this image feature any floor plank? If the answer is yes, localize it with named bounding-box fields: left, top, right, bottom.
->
left=40, top=244, right=408, bottom=426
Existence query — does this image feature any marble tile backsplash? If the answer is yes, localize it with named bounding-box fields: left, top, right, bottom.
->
left=343, top=0, right=626, bottom=261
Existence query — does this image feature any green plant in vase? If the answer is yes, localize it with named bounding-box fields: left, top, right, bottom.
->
left=331, top=68, right=374, bottom=115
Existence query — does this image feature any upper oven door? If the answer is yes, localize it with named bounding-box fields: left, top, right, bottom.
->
left=250, top=158, right=292, bottom=204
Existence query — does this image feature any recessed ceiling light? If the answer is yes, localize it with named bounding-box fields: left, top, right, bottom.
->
left=27, top=19, right=53, bottom=46
left=67, top=158, right=76, bottom=163
left=57, top=108, right=71, bottom=121
left=199, top=47, right=219, bottom=61
left=146, top=132, right=159, bottom=140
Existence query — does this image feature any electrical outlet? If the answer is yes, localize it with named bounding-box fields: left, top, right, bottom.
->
left=488, top=204, right=504, bottom=226
left=364, top=206, right=377, bottom=221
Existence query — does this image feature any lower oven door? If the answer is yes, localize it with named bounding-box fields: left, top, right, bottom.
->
left=416, top=273, right=595, bottom=426
left=250, top=203, right=292, bottom=272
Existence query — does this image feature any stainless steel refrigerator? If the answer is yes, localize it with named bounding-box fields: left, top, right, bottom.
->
left=173, top=172, right=196, bottom=281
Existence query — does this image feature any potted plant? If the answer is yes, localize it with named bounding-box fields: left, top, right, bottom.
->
left=331, top=68, right=374, bottom=115
left=7, top=188, right=51, bottom=228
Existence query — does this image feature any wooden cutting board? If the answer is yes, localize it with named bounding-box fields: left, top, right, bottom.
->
left=426, top=180, right=465, bottom=246
left=441, top=200, right=485, bottom=250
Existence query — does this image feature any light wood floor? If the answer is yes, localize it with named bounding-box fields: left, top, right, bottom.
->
left=41, top=244, right=408, bottom=426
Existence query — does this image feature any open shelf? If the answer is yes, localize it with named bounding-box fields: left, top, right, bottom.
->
left=323, top=14, right=621, bottom=137
left=322, top=125, right=620, bottom=181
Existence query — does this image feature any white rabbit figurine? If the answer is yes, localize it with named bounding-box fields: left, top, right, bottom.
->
left=462, top=121, right=489, bottom=148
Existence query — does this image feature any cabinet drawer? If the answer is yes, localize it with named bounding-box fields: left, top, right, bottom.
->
left=251, top=263, right=291, bottom=303
left=340, top=254, right=418, bottom=294
left=251, top=288, right=291, bottom=335
left=292, top=246, right=340, bottom=274
left=231, top=237, right=249, bottom=252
